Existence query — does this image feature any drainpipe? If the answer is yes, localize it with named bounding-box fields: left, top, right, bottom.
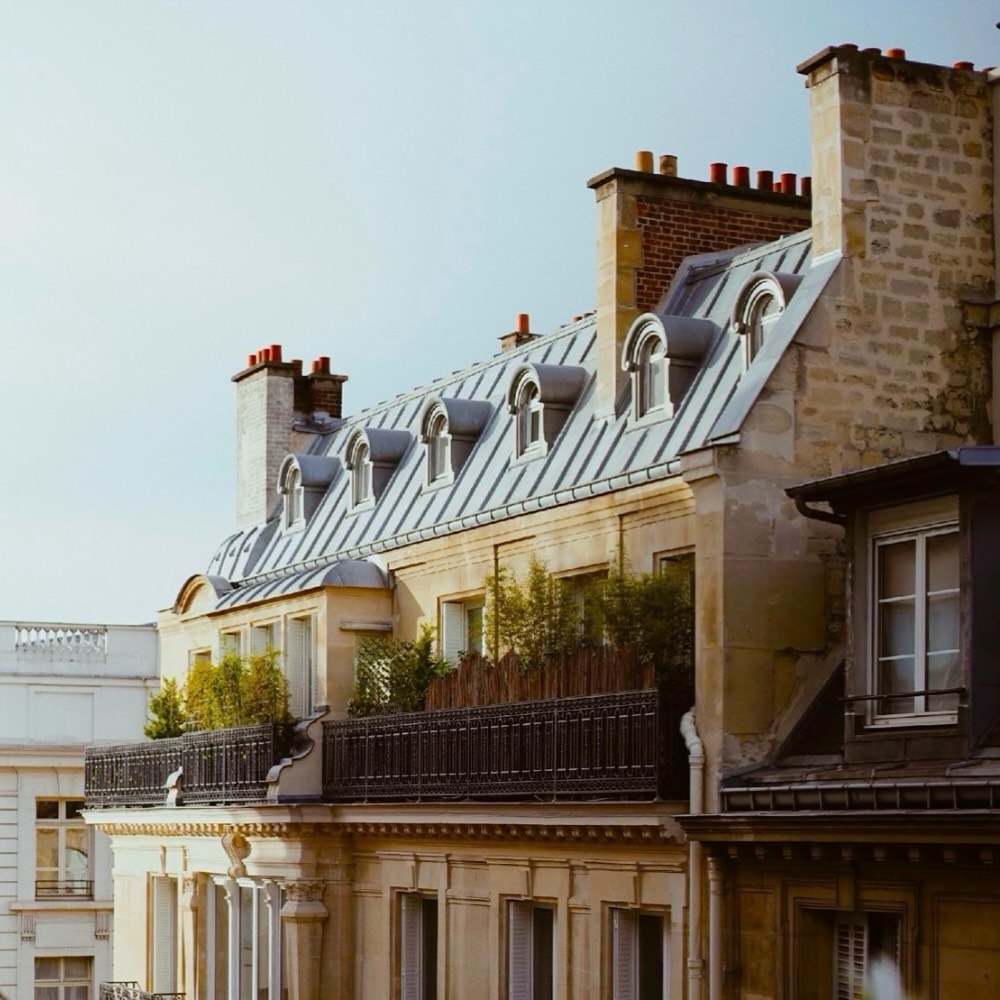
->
left=708, top=856, right=724, bottom=1000
left=680, top=709, right=705, bottom=1000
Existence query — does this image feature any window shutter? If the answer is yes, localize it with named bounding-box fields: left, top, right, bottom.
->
left=835, top=916, right=866, bottom=1000
left=151, top=876, right=178, bottom=992
left=249, top=625, right=271, bottom=656
left=400, top=893, right=423, bottom=1000
left=612, top=908, right=637, bottom=1000
left=441, top=603, right=465, bottom=663
left=508, top=900, right=532, bottom=1000
left=286, top=618, right=312, bottom=718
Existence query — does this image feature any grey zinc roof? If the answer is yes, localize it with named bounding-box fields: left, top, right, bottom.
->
left=205, top=230, right=834, bottom=604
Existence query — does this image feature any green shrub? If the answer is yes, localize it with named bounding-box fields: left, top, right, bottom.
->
left=349, top=625, right=448, bottom=716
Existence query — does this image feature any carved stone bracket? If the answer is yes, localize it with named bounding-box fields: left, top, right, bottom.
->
left=283, top=881, right=326, bottom=904
left=222, top=826, right=251, bottom=878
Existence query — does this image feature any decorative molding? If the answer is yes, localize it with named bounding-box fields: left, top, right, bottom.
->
left=95, top=911, right=112, bottom=940
left=221, top=827, right=251, bottom=878
left=20, top=912, right=34, bottom=941
left=284, top=880, right=326, bottom=903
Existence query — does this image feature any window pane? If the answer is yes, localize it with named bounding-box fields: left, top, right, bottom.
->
left=66, top=988, right=90, bottom=1000
left=879, top=602, right=915, bottom=657
left=34, top=988, right=59, bottom=1000
left=927, top=593, right=959, bottom=654
left=927, top=532, right=959, bottom=591
left=879, top=541, right=915, bottom=599
left=35, top=958, right=60, bottom=980
left=36, top=829, right=58, bottom=869
left=63, top=957, right=90, bottom=979
left=65, top=800, right=85, bottom=820
left=880, top=657, right=915, bottom=714
left=927, top=652, right=961, bottom=709
left=36, top=800, right=58, bottom=820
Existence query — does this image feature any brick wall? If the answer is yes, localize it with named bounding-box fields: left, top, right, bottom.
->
left=635, top=196, right=808, bottom=313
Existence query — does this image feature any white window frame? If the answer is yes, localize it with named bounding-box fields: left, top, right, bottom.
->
left=634, top=334, right=666, bottom=420
left=151, top=875, right=179, bottom=993
left=399, top=892, right=438, bottom=1000
left=440, top=597, right=485, bottom=663
left=514, top=379, right=543, bottom=459
left=283, top=464, right=305, bottom=531
left=207, top=878, right=283, bottom=1000
left=35, top=798, right=90, bottom=898
left=219, top=630, right=242, bottom=659
left=611, top=908, right=668, bottom=1000
left=424, top=408, right=453, bottom=488
left=248, top=622, right=278, bottom=658
left=507, top=900, right=554, bottom=1000
left=285, top=615, right=316, bottom=718
left=833, top=911, right=901, bottom=1000
left=865, top=496, right=960, bottom=727
left=348, top=438, right=374, bottom=510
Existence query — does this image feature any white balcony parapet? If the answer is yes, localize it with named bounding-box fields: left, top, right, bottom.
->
left=14, top=623, right=108, bottom=657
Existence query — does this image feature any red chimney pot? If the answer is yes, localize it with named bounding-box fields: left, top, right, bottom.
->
left=269, top=344, right=282, bottom=363
left=708, top=162, right=728, bottom=185
left=861, top=47, right=881, bottom=56
left=953, top=61, right=974, bottom=71
left=756, top=169, right=774, bottom=191
left=247, top=353, right=257, bottom=367
left=800, top=176, right=812, bottom=198
left=516, top=313, right=530, bottom=334
left=780, top=172, right=797, bottom=195
left=887, top=48, right=906, bottom=60
left=259, top=347, right=271, bottom=363
left=733, top=165, right=750, bottom=187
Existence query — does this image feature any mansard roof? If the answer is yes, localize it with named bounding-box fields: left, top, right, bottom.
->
left=205, top=230, right=832, bottom=603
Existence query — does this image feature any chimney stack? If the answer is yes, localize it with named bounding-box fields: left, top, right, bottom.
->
left=587, top=153, right=811, bottom=418
left=499, top=312, right=539, bottom=352
left=232, top=348, right=347, bottom=527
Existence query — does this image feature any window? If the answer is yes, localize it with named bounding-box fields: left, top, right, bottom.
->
left=425, top=409, right=451, bottom=486
left=151, top=876, right=178, bottom=993
left=349, top=438, right=373, bottom=508
left=870, top=513, right=960, bottom=722
left=399, top=893, right=438, bottom=1000
left=248, top=622, right=277, bottom=657
left=441, top=598, right=484, bottom=662
left=611, top=909, right=666, bottom=1000
left=34, top=957, right=91, bottom=1000
left=36, top=799, right=90, bottom=898
left=285, top=616, right=315, bottom=718
left=220, top=630, right=242, bottom=658
left=284, top=464, right=304, bottom=530
left=636, top=336, right=665, bottom=416
left=190, top=648, right=212, bottom=668
left=733, top=271, right=801, bottom=368
left=515, top=381, right=542, bottom=458
left=208, top=879, right=284, bottom=1000
left=508, top=901, right=554, bottom=1000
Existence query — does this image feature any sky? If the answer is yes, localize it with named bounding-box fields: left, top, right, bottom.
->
left=0, top=1, right=995, bottom=624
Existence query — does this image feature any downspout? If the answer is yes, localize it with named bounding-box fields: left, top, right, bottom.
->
left=680, top=709, right=705, bottom=1000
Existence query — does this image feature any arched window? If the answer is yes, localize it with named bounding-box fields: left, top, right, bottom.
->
left=636, top=334, right=666, bottom=416
left=515, top=380, right=542, bottom=457
left=426, top=410, right=450, bottom=484
left=284, top=465, right=303, bottom=529
left=348, top=439, right=373, bottom=508
left=733, top=271, right=802, bottom=369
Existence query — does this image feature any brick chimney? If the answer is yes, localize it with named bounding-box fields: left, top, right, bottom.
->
left=232, top=347, right=347, bottom=527
left=588, top=153, right=811, bottom=418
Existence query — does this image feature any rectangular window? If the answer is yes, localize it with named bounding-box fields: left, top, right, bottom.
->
left=399, top=892, right=438, bottom=1000
left=36, top=799, right=90, bottom=898
left=286, top=616, right=315, bottom=718
left=834, top=912, right=900, bottom=1000
left=220, top=630, right=242, bottom=658
left=612, top=909, right=666, bottom=1000
left=34, top=956, right=91, bottom=1000
left=872, top=522, right=959, bottom=720
left=208, top=879, right=284, bottom=1000
left=151, top=876, right=178, bottom=993
left=441, top=598, right=484, bottom=662
left=248, top=623, right=277, bottom=657
left=508, top=901, right=553, bottom=1000
left=190, top=648, right=212, bottom=668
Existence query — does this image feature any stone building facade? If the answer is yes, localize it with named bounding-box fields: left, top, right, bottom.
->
left=85, top=43, right=1000, bottom=1000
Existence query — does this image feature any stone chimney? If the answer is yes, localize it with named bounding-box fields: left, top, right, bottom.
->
left=797, top=45, right=995, bottom=450
left=232, top=346, right=347, bottom=527
left=588, top=153, right=811, bottom=418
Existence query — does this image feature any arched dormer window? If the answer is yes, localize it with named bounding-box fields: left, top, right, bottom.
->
left=506, top=363, right=587, bottom=461
left=419, top=397, right=494, bottom=487
left=277, top=454, right=340, bottom=531
left=285, top=465, right=303, bottom=528
left=733, top=271, right=802, bottom=368
left=622, top=314, right=715, bottom=422
left=348, top=437, right=373, bottom=508
left=344, top=427, right=411, bottom=510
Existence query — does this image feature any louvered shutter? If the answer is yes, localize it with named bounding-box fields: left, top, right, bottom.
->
left=835, top=916, right=866, bottom=1000
left=151, top=876, right=178, bottom=992
left=249, top=625, right=271, bottom=656
left=441, top=603, right=465, bottom=663
left=400, top=893, right=423, bottom=1000
left=508, top=900, right=533, bottom=1000
left=286, top=618, right=311, bottom=718
left=612, top=909, right=637, bottom=1000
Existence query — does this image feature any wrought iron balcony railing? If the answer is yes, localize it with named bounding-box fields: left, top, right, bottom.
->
left=323, top=687, right=689, bottom=802
left=35, top=878, right=93, bottom=899
left=100, top=985, right=185, bottom=1000
left=85, top=723, right=297, bottom=808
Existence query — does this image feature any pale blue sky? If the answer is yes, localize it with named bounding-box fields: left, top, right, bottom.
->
left=0, top=2, right=995, bottom=623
